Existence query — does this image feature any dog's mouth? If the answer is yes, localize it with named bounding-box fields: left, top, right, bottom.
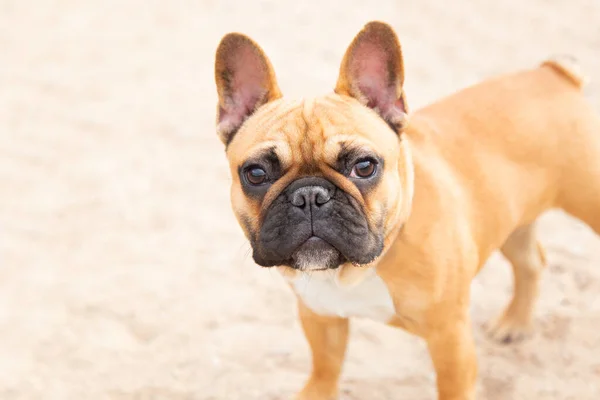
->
left=253, top=176, right=384, bottom=270
left=289, top=236, right=345, bottom=271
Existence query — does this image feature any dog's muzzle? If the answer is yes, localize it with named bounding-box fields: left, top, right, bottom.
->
left=252, top=177, right=382, bottom=270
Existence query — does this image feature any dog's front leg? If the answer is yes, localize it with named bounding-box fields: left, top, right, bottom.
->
left=295, top=299, right=349, bottom=400
left=425, top=314, right=478, bottom=400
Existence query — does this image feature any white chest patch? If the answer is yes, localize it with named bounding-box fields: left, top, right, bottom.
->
left=287, top=269, right=396, bottom=322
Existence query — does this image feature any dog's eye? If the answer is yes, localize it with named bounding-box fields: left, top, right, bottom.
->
left=350, top=159, right=377, bottom=178
left=245, top=166, right=268, bottom=185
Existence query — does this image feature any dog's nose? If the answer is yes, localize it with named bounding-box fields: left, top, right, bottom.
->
left=290, top=186, right=331, bottom=208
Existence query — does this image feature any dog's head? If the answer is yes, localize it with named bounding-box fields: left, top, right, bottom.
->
left=214, top=22, right=413, bottom=273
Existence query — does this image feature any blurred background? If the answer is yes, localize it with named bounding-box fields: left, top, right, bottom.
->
left=1, top=0, right=599, bottom=399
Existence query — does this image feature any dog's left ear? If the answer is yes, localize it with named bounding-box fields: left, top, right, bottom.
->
left=335, top=21, right=408, bottom=133
left=214, top=33, right=282, bottom=145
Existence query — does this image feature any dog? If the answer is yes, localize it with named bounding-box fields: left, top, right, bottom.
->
left=213, top=21, right=600, bottom=399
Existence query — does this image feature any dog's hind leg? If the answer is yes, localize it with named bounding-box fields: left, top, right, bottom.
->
left=558, top=172, right=600, bottom=237
left=554, top=98, right=600, bottom=236
left=486, top=222, right=547, bottom=343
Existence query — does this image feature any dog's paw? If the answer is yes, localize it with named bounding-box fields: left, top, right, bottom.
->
left=295, top=379, right=338, bottom=400
left=295, top=391, right=337, bottom=400
left=295, top=395, right=337, bottom=400
left=484, top=313, right=533, bottom=344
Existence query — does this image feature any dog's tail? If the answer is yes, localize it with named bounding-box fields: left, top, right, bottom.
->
left=541, top=55, right=589, bottom=89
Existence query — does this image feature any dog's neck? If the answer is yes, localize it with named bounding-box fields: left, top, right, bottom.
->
left=389, top=135, right=415, bottom=239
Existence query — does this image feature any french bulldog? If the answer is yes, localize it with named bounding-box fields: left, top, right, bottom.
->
left=213, top=21, right=600, bottom=400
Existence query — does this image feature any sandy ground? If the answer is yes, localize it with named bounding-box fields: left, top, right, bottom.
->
left=1, top=0, right=600, bottom=399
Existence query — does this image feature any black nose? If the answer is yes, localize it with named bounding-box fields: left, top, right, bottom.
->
left=290, top=185, right=331, bottom=208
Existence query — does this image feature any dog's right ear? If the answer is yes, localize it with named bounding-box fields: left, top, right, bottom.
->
left=335, top=21, right=408, bottom=133
left=214, top=34, right=282, bottom=145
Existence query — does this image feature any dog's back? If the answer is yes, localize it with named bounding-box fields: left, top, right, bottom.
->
left=406, top=58, right=600, bottom=257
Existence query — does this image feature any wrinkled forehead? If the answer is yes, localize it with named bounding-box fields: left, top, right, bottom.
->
left=226, top=94, right=399, bottom=169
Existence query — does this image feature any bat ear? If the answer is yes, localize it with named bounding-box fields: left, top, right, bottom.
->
left=335, top=21, right=408, bottom=133
left=214, top=33, right=282, bottom=145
